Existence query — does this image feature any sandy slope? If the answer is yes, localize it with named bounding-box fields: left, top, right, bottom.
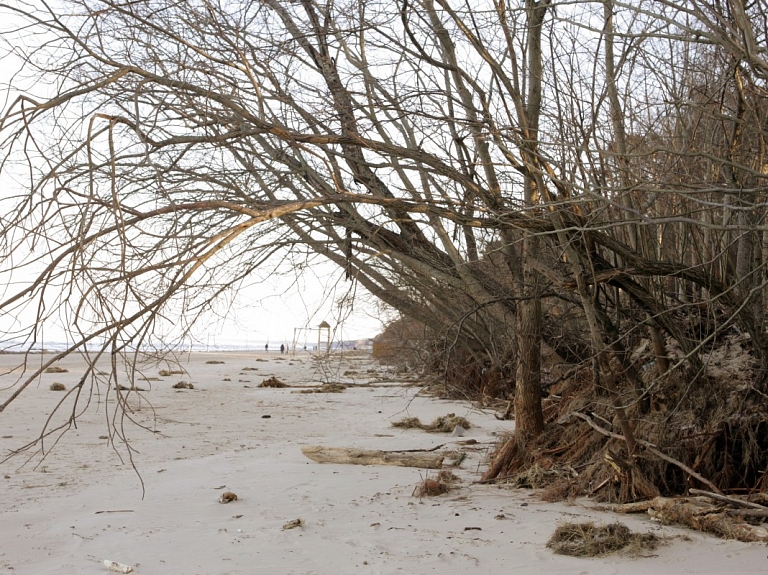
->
left=0, top=351, right=765, bottom=574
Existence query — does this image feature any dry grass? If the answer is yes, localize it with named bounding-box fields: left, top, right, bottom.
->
left=259, top=376, right=287, bottom=388
left=219, top=491, right=238, bottom=504
left=297, top=383, right=347, bottom=394
left=45, top=366, right=68, bottom=374
left=49, top=382, right=66, bottom=391
left=392, top=413, right=471, bottom=433
left=547, top=522, right=662, bottom=557
left=448, top=451, right=468, bottom=467
left=172, top=381, right=194, bottom=389
left=413, top=470, right=460, bottom=497
left=392, top=417, right=422, bottom=429
left=159, top=369, right=184, bottom=377
left=206, top=360, right=225, bottom=364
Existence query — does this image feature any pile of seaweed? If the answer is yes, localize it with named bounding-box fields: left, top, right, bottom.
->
left=546, top=522, right=662, bottom=557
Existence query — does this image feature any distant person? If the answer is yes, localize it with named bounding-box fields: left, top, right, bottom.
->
left=280, top=343, right=285, bottom=355
left=265, top=343, right=268, bottom=353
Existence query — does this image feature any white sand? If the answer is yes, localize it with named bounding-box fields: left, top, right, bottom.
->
left=0, top=351, right=765, bottom=574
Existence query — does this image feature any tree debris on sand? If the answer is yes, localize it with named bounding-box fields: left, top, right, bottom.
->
left=392, top=414, right=471, bottom=433
left=172, top=381, right=194, bottom=389
left=614, top=495, right=768, bottom=542
left=44, top=366, right=68, bottom=374
left=413, top=470, right=460, bottom=497
left=219, top=491, right=238, bottom=504
left=546, top=522, right=663, bottom=557
left=301, top=446, right=443, bottom=469
left=482, top=342, right=768, bottom=511
left=49, top=382, right=66, bottom=391
left=282, top=518, right=303, bottom=530
left=259, top=376, right=287, bottom=388
left=159, top=369, right=184, bottom=377
left=296, top=383, right=346, bottom=394
left=205, top=360, right=225, bottom=364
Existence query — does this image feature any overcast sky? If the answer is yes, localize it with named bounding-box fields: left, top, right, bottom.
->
left=0, top=22, right=386, bottom=349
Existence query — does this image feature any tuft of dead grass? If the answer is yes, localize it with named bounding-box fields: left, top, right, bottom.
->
left=45, top=366, right=68, bottom=374
left=159, top=369, right=184, bottom=377
left=49, top=382, right=66, bottom=391
left=413, top=470, right=461, bottom=497
left=206, top=360, right=225, bottom=364
left=296, top=383, right=347, bottom=394
left=172, top=381, right=194, bottom=389
left=259, top=376, right=287, bottom=388
left=392, top=417, right=422, bottom=429
left=547, top=522, right=662, bottom=557
left=392, top=413, right=471, bottom=433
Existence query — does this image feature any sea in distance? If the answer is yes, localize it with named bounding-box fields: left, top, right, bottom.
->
left=1, top=338, right=372, bottom=354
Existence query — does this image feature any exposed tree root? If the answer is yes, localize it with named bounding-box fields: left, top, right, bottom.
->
left=483, top=357, right=768, bottom=506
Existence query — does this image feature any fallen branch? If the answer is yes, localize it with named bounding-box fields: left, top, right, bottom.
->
left=614, top=497, right=768, bottom=542
left=301, top=446, right=444, bottom=469
left=726, top=508, right=768, bottom=518
left=688, top=488, right=767, bottom=510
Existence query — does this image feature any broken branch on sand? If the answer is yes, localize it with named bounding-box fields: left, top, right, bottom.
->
left=687, top=488, right=768, bottom=510
left=301, top=446, right=444, bottom=469
left=613, top=496, right=768, bottom=542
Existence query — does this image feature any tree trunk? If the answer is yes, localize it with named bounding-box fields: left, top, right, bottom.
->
left=515, top=233, right=545, bottom=439
left=511, top=0, right=550, bottom=441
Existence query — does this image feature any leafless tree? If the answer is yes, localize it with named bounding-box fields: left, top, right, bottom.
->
left=2, top=0, right=767, bottom=494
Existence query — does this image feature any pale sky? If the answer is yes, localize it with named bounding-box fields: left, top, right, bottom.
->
left=0, top=16, right=387, bottom=350
left=189, top=263, right=387, bottom=347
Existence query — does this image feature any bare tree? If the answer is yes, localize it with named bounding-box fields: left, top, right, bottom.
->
left=2, top=0, right=768, bottom=496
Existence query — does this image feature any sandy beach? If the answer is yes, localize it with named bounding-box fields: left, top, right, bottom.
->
left=1, top=350, right=765, bottom=574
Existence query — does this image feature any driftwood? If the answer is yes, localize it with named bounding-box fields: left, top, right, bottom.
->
left=688, top=488, right=768, bottom=510
left=726, top=508, right=768, bottom=518
left=613, top=496, right=768, bottom=542
left=301, top=446, right=443, bottom=469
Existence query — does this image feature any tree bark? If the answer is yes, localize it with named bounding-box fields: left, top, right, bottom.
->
left=515, top=234, right=545, bottom=439
left=512, top=0, right=550, bottom=440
